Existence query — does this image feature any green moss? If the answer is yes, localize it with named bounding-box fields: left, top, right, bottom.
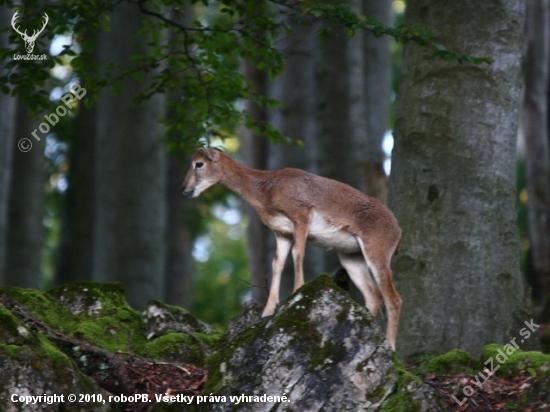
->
left=0, top=343, right=23, bottom=358
left=0, top=287, right=62, bottom=327
left=381, top=356, right=423, bottom=412
left=417, top=348, right=483, bottom=375
left=195, top=332, right=222, bottom=347
left=0, top=307, right=23, bottom=340
left=0, top=306, right=39, bottom=346
left=0, top=283, right=149, bottom=355
left=143, top=333, right=209, bottom=365
left=481, top=344, right=550, bottom=378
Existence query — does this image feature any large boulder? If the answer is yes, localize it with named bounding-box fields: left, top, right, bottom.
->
left=204, top=275, right=444, bottom=411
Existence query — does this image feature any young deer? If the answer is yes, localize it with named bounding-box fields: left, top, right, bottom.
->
left=182, top=148, right=402, bottom=350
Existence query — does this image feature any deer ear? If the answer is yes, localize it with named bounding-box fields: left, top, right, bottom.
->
left=204, top=148, right=221, bottom=162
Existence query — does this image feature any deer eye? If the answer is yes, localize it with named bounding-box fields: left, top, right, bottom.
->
left=195, top=162, right=204, bottom=169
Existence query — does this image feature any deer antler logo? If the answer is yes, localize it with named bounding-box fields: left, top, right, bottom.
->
left=11, top=11, right=49, bottom=54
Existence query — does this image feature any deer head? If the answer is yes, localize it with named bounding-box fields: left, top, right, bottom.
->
left=12, top=11, right=49, bottom=54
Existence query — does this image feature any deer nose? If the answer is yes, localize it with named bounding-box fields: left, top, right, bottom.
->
left=182, top=185, right=193, bottom=197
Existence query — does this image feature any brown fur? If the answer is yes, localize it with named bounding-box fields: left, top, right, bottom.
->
left=182, top=148, right=402, bottom=350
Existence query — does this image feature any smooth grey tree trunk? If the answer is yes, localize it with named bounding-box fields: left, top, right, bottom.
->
left=523, top=0, right=550, bottom=307
left=268, top=12, right=324, bottom=298
left=389, top=0, right=533, bottom=359
left=0, top=5, right=17, bottom=285
left=318, top=0, right=365, bottom=192
left=93, top=4, right=167, bottom=309
left=241, top=55, right=271, bottom=307
left=55, top=103, right=97, bottom=285
left=163, top=7, right=197, bottom=310
left=56, top=29, right=99, bottom=285
left=4, top=101, right=46, bottom=288
left=361, top=0, right=392, bottom=203
left=165, top=152, right=197, bottom=309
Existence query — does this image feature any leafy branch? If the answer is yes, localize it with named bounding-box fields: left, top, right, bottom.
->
left=0, top=0, right=492, bottom=148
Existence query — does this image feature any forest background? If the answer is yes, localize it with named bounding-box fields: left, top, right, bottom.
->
left=0, top=0, right=549, bottom=360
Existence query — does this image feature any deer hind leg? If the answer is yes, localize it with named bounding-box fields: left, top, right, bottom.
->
left=338, top=252, right=384, bottom=317
left=356, top=236, right=402, bottom=351
left=262, top=234, right=292, bottom=317
left=290, top=216, right=311, bottom=293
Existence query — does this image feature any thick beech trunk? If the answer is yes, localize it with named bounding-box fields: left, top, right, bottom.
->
left=389, top=0, right=533, bottom=358
left=93, top=4, right=167, bottom=309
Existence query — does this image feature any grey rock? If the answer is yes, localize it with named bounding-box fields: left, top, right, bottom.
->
left=223, top=300, right=263, bottom=344
left=205, top=275, right=445, bottom=412
left=143, top=299, right=214, bottom=340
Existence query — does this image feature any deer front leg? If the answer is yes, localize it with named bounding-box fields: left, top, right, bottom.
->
left=262, top=234, right=292, bottom=317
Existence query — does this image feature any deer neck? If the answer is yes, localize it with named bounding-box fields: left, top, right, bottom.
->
left=219, top=157, right=269, bottom=210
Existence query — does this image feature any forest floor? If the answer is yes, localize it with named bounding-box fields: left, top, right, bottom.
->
left=407, top=321, right=550, bottom=412
left=420, top=368, right=549, bottom=411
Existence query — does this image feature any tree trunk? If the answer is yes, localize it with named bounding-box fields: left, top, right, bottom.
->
left=241, top=56, right=271, bottom=307
left=0, top=5, right=17, bottom=285
left=165, top=153, right=197, bottom=309
left=268, top=12, right=324, bottom=298
left=317, top=0, right=365, bottom=192
left=361, top=0, right=393, bottom=203
left=56, top=29, right=99, bottom=285
left=389, top=0, right=533, bottom=358
left=523, top=0, right=550, bottom=309
left=55, top=104, right=97, bottom=285
left=4, top=101, right=46, bottom=288
left=163, top=6, right=198, bottom=310
left=317, top=0, right=366, bottom=273
left=93, top=4, right=167, bottom=310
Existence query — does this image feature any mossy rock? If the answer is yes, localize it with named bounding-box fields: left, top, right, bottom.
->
left=416, top=349, right=483, bottom=375
left=381, top=356, right=440, bottom=412
left=0, top=283, right=219, bottom=365
left=204, top=275, right=444, bottom=412
left=480, top=343, right=550, bottom=379
left=144, top=299, right=215, bottom=339
left=0, top=283, right=146, bottom=353
left=0, top=302, right=108, bottom=411
left=143, top=332, right=220, bottom=366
